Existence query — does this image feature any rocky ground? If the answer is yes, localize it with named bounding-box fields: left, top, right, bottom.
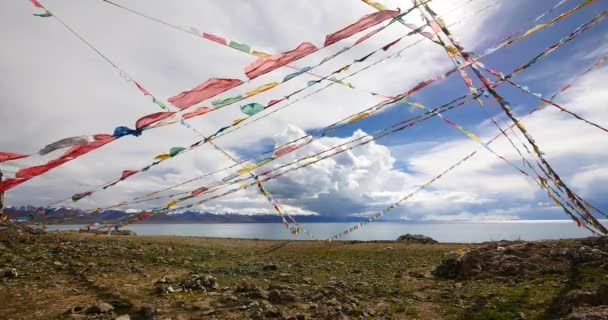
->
left=0, top=225, right=607, bottom=320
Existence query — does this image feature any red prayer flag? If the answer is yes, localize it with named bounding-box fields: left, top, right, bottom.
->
left=0, top=152, right=29, bottom=163
left=267, top=99, right=285, bottom=107
left=324, top=10, right=400, bottom=47
left=0, top=178, right=28, bottom=193
left=135, top=111, right=175, bottom=129
left=168, top=78, right=243, bottom=109
left=244, top=43, right=318, bottom=79
left=354, top=27, right=382, bottom=45
left=121, top=170, right=138, bottom=180
left=3, top=134, right=115, bottom=191
left=60, top=134, right=115, bottom=160
left=202, top=33, right=227, bottom=45
left=382, top=38, right=401, bottom=51
left=183, top=106, right=212, bottom=120
left=191, top=186, right=209, bottom=196
left=30, top=0, right=43, bottom=8
left=134, top=82, right=150, bottom=96
left=15, top=158, right=69, bottom=179
left=274, top=144, right=298, bottom=157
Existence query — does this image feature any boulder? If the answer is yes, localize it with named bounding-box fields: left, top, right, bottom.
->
left=433, top=241, right=573, bottom=280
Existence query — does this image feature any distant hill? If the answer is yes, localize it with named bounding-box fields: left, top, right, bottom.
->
left=3, top=206, right=372, bottom=224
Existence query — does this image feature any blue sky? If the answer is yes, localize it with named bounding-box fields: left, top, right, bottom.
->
left=0, top=0, right=607, bottom=222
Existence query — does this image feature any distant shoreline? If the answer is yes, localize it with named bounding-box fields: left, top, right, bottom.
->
left=48, top=230, right=597, bottom=245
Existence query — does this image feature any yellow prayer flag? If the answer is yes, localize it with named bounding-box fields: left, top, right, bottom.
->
left=154, top=154, right=171, bottom=161
left=245, top=82, right=278, bottom=97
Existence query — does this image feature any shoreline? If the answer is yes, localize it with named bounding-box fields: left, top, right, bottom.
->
left=48, top=229, right=595, bottom=245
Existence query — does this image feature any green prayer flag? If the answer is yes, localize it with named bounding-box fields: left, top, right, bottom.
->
left=229, top=41, right=251, bottom=53
left=33, top=10, right=53, bottom=17
left=212, top=95, right=244, bottom=108
left=240, top=102, right=265, bottom=116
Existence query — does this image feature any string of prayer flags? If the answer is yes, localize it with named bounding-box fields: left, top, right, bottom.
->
left=496, top=75, right=608, bottom=133
left=539, top=54, right=607, bottom=109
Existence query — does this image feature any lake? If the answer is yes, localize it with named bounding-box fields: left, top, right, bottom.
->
left=45, top=220, right=600, bottom=242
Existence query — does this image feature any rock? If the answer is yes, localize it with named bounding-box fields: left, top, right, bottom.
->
left=236, top=282, right=267, bottom=299
left=268, top=284, right=291, bottom=291
left=139, top=304, right=156, bottom=319
left=412, top=292, right=426, bottom=301
left=155, top=274, right=218, bottom=293
left=441, top=289, right=455, bottom=299
left=262, top=263, right=278, bottom=271
left=180, top=274, right=218, bottom=291
left=249, top=310, right=264, bottom=319
left=268, top=289, right=282, bottom=304
left=567, top=280, right=608, bottom=307
left=115, top=315, right=130, bottom=320
left=433, top=241, right=576, bottom=280
left=0, top=268, right=17, bottom=278
left=517, top=311, right=527, bottom=320
left=268, top=288, right=296, bottom=304
left=396, top=234, right=438, bottom=244
left=68, top=305, right=86, bottom=314
left=110, top=229, right=137, bottom=236
left=311, top=292, right=325, bottom=301
left=86, top=302, right=114, bottom=314
left=566, top=305, right=608, bottom=320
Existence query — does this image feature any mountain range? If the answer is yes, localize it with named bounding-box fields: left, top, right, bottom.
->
left=3, top=206, right=377, bottom=224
